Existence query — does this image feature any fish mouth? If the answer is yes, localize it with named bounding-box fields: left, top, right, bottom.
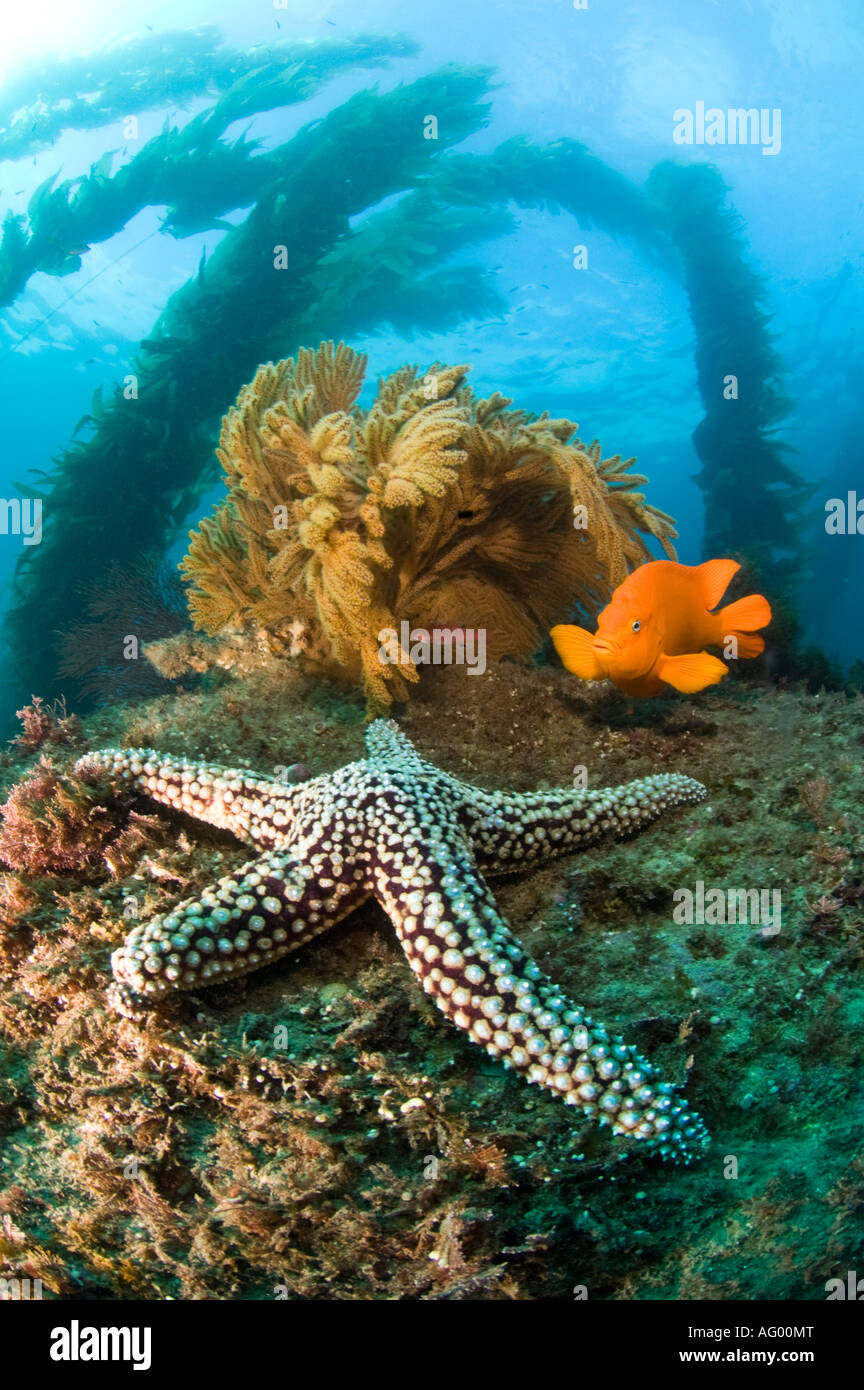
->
left=592, top=638, right=618, bottom=656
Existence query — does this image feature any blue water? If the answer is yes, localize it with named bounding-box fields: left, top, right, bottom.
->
left=1, top=0, right=862, bottom=707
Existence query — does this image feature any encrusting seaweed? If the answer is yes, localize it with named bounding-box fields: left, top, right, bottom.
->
left=1, top=659, right=863, bottom=1299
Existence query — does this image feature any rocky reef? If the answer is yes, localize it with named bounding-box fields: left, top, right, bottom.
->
left=0, top=661, right=861, bottom=1298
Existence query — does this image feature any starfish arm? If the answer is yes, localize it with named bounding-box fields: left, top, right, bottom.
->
left=461, top=774, right=707, bottom=874
left=370, top=813, right=709, bottom=1164
left=365, top=719, right=427, bottom=769
left=76, top=748, right=302, bottom=848
left=109, top=845, right=368, bottom=1017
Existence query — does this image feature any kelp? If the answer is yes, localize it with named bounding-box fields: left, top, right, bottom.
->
left=647, top=162, right=809, bottom=593
left=0, top=26, right=416, bottom=163
left=180, top=341, right=676, bottom=707
left=434, top=137, right=672, bottom=262
left=7, top=64, right=495, bottom=704
left=6, top=31, right=808, bottom=703
left=290, top=137, right=675, bottom=346
left=0, top=32, right=416, bottom=307
left=292, top=188, right=514, bottom=343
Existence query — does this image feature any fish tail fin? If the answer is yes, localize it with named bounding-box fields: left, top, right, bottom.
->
left=718, top=593, right=772, bottom=634
left=695, top=558, right=740, bottom=609
left=728, top=632, right=766, bottom=659
left=656, top=651, right=729, bottom=693
left=550, top=625, right=604, bottom=681
left=715, top=595, right=771, bottom=661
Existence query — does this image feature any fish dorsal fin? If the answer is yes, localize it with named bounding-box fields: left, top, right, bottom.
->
left=695, top=558, right=740, bottom=610
left=656, top=651, right=728, bottom=693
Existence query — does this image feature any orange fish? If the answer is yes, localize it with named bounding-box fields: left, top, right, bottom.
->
left=551, top=558, right=771, bottom=697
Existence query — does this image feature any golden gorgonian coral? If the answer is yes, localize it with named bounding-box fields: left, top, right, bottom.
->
left=181, top=341, right=676, bottom=706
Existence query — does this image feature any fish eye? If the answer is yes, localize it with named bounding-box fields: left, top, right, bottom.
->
left=632, top=620, right=641, bottom=632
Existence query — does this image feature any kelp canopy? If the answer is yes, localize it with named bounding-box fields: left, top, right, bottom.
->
left=2, top=27, right=808, bottom=705
left=179, top=342, right=675, bottom=705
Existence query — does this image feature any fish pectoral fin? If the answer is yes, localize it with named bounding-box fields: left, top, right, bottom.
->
left=550, top=625, right=604, bottom=681
left=656, top=651, right=728, bottom=693
left=696, top=558, right=740, bottom=609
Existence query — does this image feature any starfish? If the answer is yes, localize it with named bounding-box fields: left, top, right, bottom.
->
left=77, top=720, right=710, bottom=1162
